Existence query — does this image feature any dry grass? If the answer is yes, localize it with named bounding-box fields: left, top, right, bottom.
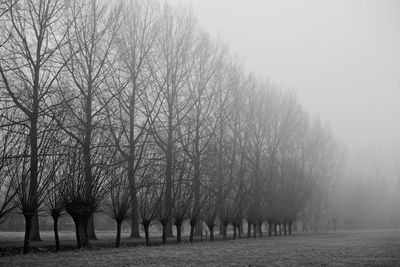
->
left=1, top=229, right=400, bottom=266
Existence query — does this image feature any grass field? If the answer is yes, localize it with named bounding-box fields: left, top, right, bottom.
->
left=1, top=229, right=399, bottom=266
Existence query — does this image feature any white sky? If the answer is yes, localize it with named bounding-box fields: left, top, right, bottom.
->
left=164, top=0, right=400, bottom=149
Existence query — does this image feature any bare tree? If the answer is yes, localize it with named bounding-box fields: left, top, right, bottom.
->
left=44, top=139, right=66, bottom=252
left=106, top=0, right=160, bottom=239
left=105, top=163, right=130, bottom=248
left=137, top=156, right=164, bottom=246
left=0, top=112, right=23, bottom=222
left=149, top=4, right=196, bottom=240
left=52, top=0, right=121, bottom=242
left=0, top=0, right=73, bottom=248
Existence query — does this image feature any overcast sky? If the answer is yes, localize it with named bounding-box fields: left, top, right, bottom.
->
left=164, top=0, right=400, bottom=149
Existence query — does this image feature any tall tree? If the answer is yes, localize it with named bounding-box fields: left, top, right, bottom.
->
left=107, top=0, right=160, bottom=239
left=150, top=4, right=196, bottom=240
left=0, top=0, right=72, bottom=252
left=53, top=0, right=121, bottom=244
left=179, top=31, right=225, bottom=241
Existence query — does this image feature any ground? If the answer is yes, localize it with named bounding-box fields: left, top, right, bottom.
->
left=1, top=229, right=400, bottom=266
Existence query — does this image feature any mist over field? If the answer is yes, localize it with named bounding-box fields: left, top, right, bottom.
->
left=0, top=0, right=399, bottom=265
left=164, top=0, right=400, bottom=230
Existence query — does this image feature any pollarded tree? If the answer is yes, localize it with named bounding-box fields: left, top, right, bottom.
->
left=44, top=138, right=68, bottom=252
left=53, top=0, right=121, bottom=242
left=62, top=143, right=115, bottom=249
left=13, top=118, right=62, bottom=254
left=106, top=0, right=160, bottom=239
left=244, top=77, right=270, bottom=237
left=105, top=163, right=131, bottom=248
left=178, top=31, right=226, bottom=241
left=0, top=0, right=73, bottom=247
left=171, top=160, right=193, bottom=244
left=149, top=3, right=197, bottom=239
left=137, top=154, right=164, bottom=246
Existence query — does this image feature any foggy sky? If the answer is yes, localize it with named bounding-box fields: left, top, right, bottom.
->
left=164, top=0, right=400, bottom=149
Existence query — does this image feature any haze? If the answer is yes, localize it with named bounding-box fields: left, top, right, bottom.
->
left=165, top=0, right=400, bottom=148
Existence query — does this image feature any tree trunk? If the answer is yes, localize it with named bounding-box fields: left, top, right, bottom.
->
left=86, top=215, right=97, bottom=240
left=208, top=225, right=214, bottom=241
left=268, top=222, right=272, bottom=236
left=274, top=223, right=278, bottom=236
left=253, top=224, right=257, bottom=238
left=288, top=222, right=292, bottom=235
left=128, top=91, right=140, bottom=239
left=80, top=219, right=89, bottom=248
left=238, top=225, right=242, bottom=238
left=176, top=223, right=182, bottom=244
left=52, top=215, right=60, bottom=252
left=223, top=223, right=228, bottom=239
left=189, top=221, right=196, bottom=243
left=129, top=194, right=141, bottom=238
left=73, top=217, right=81, bottom=249
left=192, top=151, right=201, bottom=237
left=219, top=218, right=224, bottom=236
left=71, top=216, right=89, bottom=249
left=29, top=212, right=41, bottom=241
left=162, top=222, right=167, bottom=244
left=28, top=114, right=39, bottom=243
left=129, top=176, right=140, bottom=238
left=143, top=223, right=150, bottom=246
left=247, top=222, right=251, bottom=238
left=23, top=213, right=33, bottom=254
left=279, top=223, right=282, bottom=236
left=165, top=112, right=173, bottom=238
left=258, top=222, right=263, bottom=238
left=115, top=219, right=122, bottom=248
left=283, top=223, right=287, bottom=236
left=219, top=220, right=226, bottom=236
left=233, top=225, right=237, bottom=239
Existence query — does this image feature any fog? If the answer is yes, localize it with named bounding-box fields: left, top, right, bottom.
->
left=1, top=0, right=399, bottom=259
left=163, top=0, right=400, bottom=228
left=165, top=0, right=400, bottom=148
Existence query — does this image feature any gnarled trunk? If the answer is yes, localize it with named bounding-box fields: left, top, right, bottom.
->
left=143, top=223, right=150, bottom=246
left=23, top=213, right=34, bottom=255
left=66, top=203, right=91, bottom=249
left=176, top=222, right=182, bottom=244
left=72, top=216, right=89, bottom=249
left=29, top=213, right=41, bottom=241
left=115, top=219, right=122, bottom=248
